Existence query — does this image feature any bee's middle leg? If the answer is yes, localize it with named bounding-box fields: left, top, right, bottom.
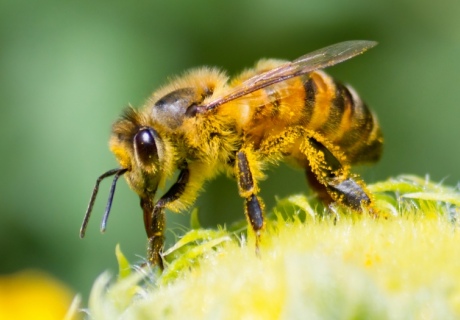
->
left=235, top=149, right=265, bottom=247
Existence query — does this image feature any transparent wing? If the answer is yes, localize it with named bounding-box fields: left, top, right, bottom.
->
left=204, top=40, right=377, bottom=111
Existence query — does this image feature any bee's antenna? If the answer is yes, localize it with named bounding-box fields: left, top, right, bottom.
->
left=100, top=168, right=128, bottom=233
left=80, top=168, right=128, bottom=238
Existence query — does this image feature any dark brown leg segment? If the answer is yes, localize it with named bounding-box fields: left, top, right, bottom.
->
left=141, top=197, right=165, bottom=268
left=236, top=150, right=264, bottom=245
left=141, top=168, right=190, bottom=268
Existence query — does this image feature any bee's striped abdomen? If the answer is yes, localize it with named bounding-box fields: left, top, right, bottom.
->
left=302, top=71, right=382, bottom=164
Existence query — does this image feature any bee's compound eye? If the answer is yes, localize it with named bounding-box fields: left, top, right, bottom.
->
left=134, top=128, right=158, bottom=165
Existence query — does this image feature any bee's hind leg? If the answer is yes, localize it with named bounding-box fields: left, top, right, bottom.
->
left=305, top=165, right=334, bottom=206
left=302, top=136, right=372, bottom=212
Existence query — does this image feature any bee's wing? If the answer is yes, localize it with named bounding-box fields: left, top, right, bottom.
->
left=204, top=40, right=377, bottom=111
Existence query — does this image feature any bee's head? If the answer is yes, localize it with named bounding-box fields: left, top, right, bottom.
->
left=80, top=107, right=172, bottom=238
left=109, top=107, right=169, bottom=199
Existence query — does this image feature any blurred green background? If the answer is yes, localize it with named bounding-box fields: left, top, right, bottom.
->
left=1, top=0, right=459, bottom=298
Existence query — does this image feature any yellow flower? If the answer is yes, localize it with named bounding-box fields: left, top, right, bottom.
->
left=84, top=176, right=460, bottom=318
left=0, top=270, right=77, bottom=320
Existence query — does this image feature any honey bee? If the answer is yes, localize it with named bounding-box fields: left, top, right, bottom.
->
left=80, top=40, right=382, bottom=268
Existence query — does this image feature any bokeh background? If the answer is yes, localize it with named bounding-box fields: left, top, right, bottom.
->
left=1, top=0, right=459, bottom=299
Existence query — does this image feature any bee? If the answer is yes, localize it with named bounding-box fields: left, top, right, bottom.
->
left=80, top=40, right=382, bottom=268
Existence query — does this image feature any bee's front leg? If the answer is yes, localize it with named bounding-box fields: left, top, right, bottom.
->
left=235, top=149, right=265, bottom=249
left=141, top=168, right=190, bottom=268
left=140, top=197, right=164, bottom=268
